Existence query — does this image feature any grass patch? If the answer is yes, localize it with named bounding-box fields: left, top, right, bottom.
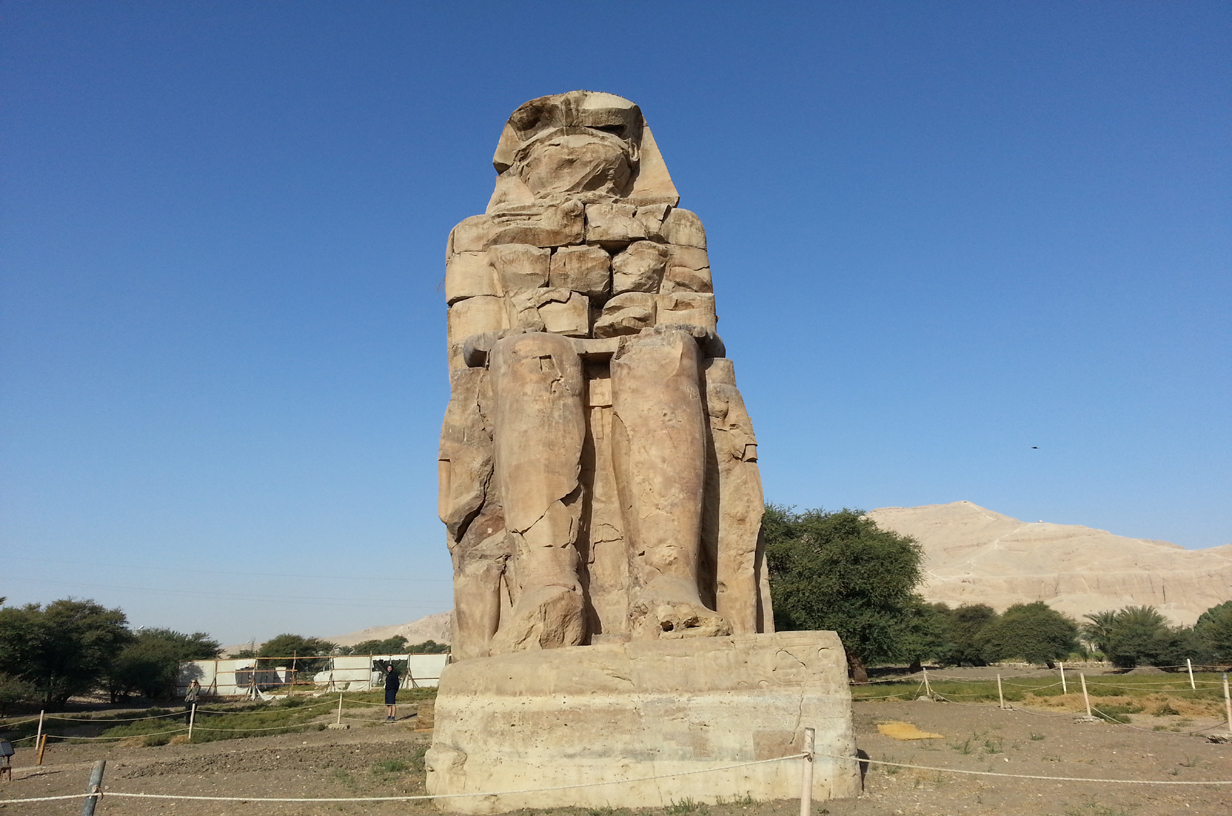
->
left=851, top=673, right=1229, bottom=721
left=1091, top=703, right=1143, bottom=724
left=372, top=759, right=409, bottom=774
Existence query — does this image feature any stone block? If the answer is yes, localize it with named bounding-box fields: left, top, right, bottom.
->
left=549, top=245, right=611, bottom=298
left=488, top=201, right=586, bottom=248
left=668, top=244, right=710, bottom=271
left=425, top=631, right=860, bottom=813
left=446, top=252, right=499, bottom=304
left=663, top=207, right=707, bottom=248
left=611, top=241, right=668, bottom=294
left=657, top=292, right=716, bottom=332
left=537, top=290, right=591, bottom=336
left=447, top=296, right=508, bottom=352
left=636, top=203, right=670, bottom=240
left=489, top=244, right=550, bottom=291
left=662, top=264, right=713, bottom=294
left=450, top=215, right=492, bottom=255
left=586, top=202, right=646, bottom=247
left=594, top=292, right=656, bottom=338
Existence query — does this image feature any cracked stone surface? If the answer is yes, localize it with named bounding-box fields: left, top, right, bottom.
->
left=425, top=632, right=860, bottom=813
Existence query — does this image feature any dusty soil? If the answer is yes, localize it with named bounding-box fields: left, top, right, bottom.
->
left=3, top=687, right=1229, bottom=816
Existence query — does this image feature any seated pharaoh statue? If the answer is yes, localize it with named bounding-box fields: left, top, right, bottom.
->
left=438, top=91, right=772, bottom=660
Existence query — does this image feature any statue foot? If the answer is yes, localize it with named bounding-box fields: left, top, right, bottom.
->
left=488, top=583, right=586, bottom=655
left=630, top=576, right=732, bottom=640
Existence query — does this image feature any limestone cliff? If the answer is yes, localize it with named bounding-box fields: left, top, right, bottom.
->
left=866, top=501, right=1232, bottom=626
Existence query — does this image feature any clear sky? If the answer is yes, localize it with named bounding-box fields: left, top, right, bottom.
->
left=2, top=2, right=1228, bottom=647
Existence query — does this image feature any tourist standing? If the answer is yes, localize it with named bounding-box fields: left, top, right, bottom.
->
left=384, top=663, right=400, bottom=722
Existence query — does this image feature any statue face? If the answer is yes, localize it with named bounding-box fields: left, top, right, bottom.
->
left=516, top=130, right=634, bottom=198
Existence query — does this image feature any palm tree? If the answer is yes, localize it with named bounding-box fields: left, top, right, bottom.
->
left=1082, top=610, right=1118, bottom=655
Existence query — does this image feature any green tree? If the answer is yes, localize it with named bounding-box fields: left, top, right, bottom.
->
left=765, top=505, right=924, bottom=682
left=1150, top=625, right=1210, bottom=668
left=898, top=600, right=950, bottom=672
left=976, top=602, right=1078, bottom=668
left=1195, top=601, right=1232, bottom=663
left=346, top=635, right=410, bottom=656
left=257, top=634, right=336, bottom=675
left=940, top=604, right=1000, bottom=666
left=103, top=628, right=222, bottom=701
left=408, top=639, right=450, bottom=654
left=1084, top=606, right=1204, bottom=668
left=0, top=598, right=133, bottom=708
left=1102, top=606, right=1170, bottom=668
left=0, top=672, right=37, bottom=716
left=1081, top=610, right=1119, bottom=656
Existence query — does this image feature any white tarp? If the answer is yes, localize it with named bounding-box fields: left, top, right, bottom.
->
left=177, top=654, right=448, bottom=696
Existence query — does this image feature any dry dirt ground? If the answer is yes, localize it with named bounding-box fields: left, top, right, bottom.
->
left=3, top=688, right=1230, bottom=816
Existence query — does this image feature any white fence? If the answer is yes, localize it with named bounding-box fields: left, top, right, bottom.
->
left=177, top=654, right=449, bottom=697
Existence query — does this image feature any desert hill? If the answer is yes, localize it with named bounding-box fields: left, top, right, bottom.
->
left=865, top=501, right=1232, bottom=626
left=326, top=610, right=452, bottom=648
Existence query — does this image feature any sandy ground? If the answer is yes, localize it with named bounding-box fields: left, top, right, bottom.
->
left=3, top=688, right=1230, bottom=816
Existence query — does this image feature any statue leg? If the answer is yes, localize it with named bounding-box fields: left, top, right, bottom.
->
left=611, top=328, right=730, bottom=639
left=439, top=367, right=507, bottom=661
left=487, top=332, right=588, bottom=653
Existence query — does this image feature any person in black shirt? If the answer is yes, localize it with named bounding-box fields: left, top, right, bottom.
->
left=383, top=663, right=400, bottom=722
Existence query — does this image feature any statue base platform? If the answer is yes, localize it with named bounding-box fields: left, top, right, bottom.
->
left=424, top=631, right=860, bottom=813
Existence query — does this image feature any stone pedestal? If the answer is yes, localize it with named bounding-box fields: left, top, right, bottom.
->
left=424, top=631, right=860, bottom=813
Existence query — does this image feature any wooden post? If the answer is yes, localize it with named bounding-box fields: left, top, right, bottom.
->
left=80, top=759, right=106, bottom=816
left=1080, top=673, right=1093, bottom=718
left=36, top=734, right=47, bottom=766
left=337, top=692, right=344, bottom=726
left=1060, top=662, right=1067, bottom=695
left=997, top=674, right=1006, bottom=709
left=188, top=703, right=196, bottom=741
left=1187, top=659, right=1196, bottom=691
left=922, top=667, right=933, bottom=699
left=1223, top=673, right=1232, bottom=737
left=799, top=727, right=815, bottom=816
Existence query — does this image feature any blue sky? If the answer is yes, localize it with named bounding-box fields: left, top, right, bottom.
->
left=2, top=2, right=1228, bottom=646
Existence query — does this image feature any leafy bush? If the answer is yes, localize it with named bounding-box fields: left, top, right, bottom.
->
left=976, top=602, right=1078, bottom=668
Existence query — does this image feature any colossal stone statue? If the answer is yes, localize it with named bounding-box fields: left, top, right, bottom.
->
left=438, top=91, right=772, bottom=660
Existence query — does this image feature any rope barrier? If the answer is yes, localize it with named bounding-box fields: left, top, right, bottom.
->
left=192, top=722, right=321, bottom=733
left=0, top=715, right=43, bottom=726
left=0, top=753, right=811, bottom=805
left=44, top=710, right=188, bottom=723
left=43, top=727, right=189, bottom=742
left=0, top=793, right=103, bottom=803
left=195, top=697, right=341, bottom=715
left=3, top=747, right=1228, bottom=807
left=837, top=752, right=1232, bottom=785
left=889, top=690, right=1232, bottom=735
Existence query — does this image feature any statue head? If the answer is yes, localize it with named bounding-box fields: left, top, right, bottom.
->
left=487, top=91, right=679, bottom=211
